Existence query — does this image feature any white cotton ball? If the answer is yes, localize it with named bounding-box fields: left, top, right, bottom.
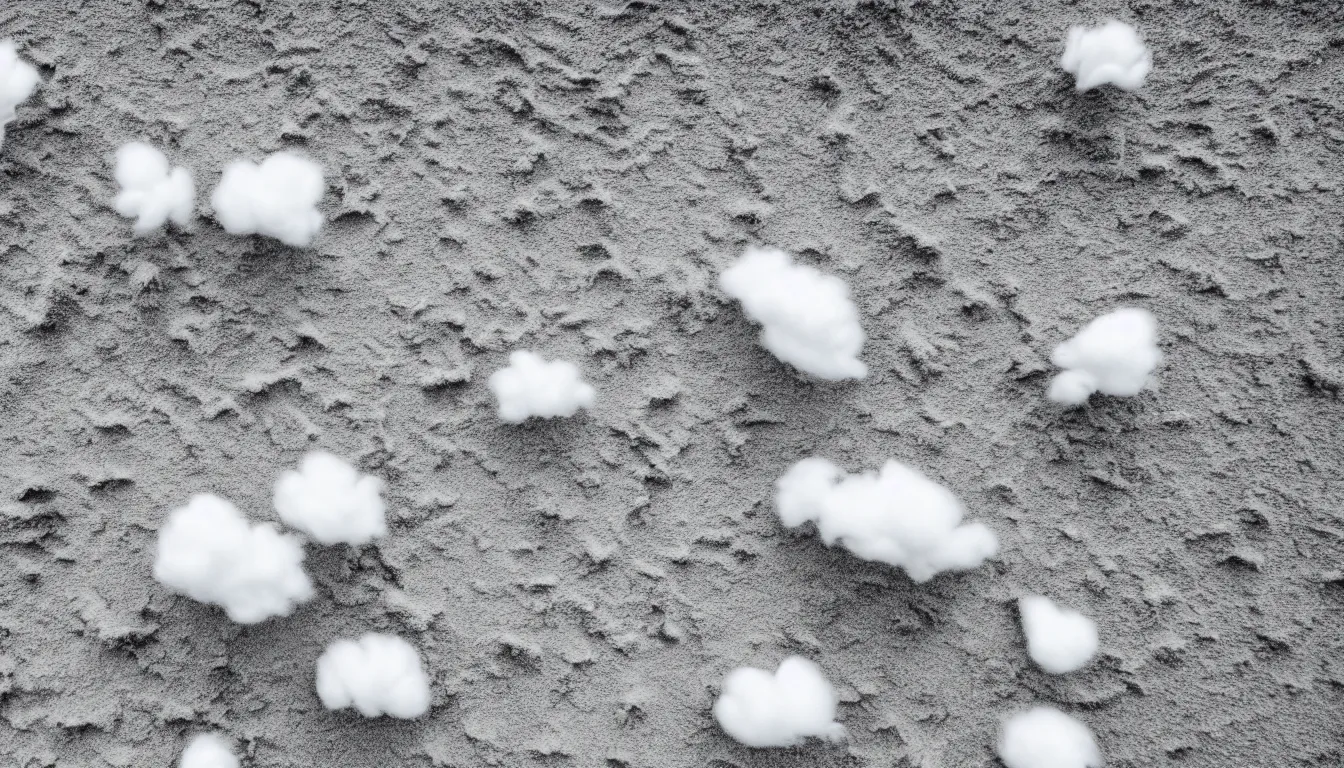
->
left=274, top=452, right=386, bottom=546
left=210, top=151, right=324, bottom=247
left=1060, top=21, right=1151, bottom=93
left=1048, top=308, right=1160, bottom=405
left=487, top=350, right=596, bottom=423
left=999, top=707, right=1102, bottom=768
left=0, top=41, right=40, bottom=150
left=775, top=458, right=998, bottom=583
left=720, top=247, right=867, bottom=381
left=713, top=656, right=845, bottom=748
left=179, top=734, right=239, bottom=768
left=153, top=494, right=314, bottom=624
left=113, top=141, right=195, bottom=235
left=1018, top=596, right=1099, bottom=674
left=316, top=633, right=431, bottom=719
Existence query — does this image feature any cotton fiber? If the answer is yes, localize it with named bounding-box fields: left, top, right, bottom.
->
left=179, top=734, right=239, bottom=768
left=153, top=494, right=314, bottom=624
left=210, top=152, right=324, bottom=247
left=1060, top=21, right=1151, bottom=92
left=776, top=457, right=998, bottom=582
left=1019, top=596, right=1098, bottom=674
left=999, top=707, right=1101, bottom=768
left=113, top=142, right=195, bottom=235
left=713, top=656, right=845, bottom=748
left=0, top=41, right=40, bottom=150
left=719, top=247, right=867, bottom=381
left=316, top=633, right=431, bottom=719
left=488, top=350, right=596, bottom=423
left=274, top=452, right=386, bottom=546
left=1047, top=308, right=1160, bottom=405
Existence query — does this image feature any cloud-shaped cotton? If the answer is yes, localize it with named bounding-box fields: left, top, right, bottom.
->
left=274, top=452, right=386, bottom=546
left=999, top=707, right=1101, bottom=768
left=316, top=633, right=431, bottom=719
left=1048, top=308, right=1160, bottom=405
left=114, top=142, right=194, bottom=235
left=713, top=656, right=845, bottom=748
left=1060, top=21, right=1151, bottom=92
left=153, top=494, right=314, bottom=624
left=488, top=351, right=595, bottom=423
left=179, top=734, right=239, bottom=768
left=0, top=41, right=39, bottom=150
left=776, top=457, right=998, bottom=583
left=720, top=247, right=866, bottom=380
left=211, top=152, right=324, bottom=247
left=1019, top=596, right=1098, bottom=674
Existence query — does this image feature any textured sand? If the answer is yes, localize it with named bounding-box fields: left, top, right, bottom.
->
left=2, top=1, right=1342, bottom=766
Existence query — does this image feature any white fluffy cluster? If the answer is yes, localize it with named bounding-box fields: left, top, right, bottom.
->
left=1019, top=596, right=1098, bottom=674
left=713, top=656, right=845, bottom=748
left=1060, top=21, right=1151, bottom=93
left=179, top=734, right=238, bottom=768
left=775, top=458, right=999, bottom=583
left=114, top=141, right=194, bottom=235
left=719, top=247, right=867, bottom=381
left=488, top=351, right=596, bottom=423
left=211, top=152, right=324, bottom=247
left=0, top=41, right=39, bottom=150
left=153, top=494, right=314, bottom=624
left=1048, top=308, right=1161, bottom=405
left=999, top=707, right=1101, bottom=768
left=316, top=633, right=432, bottom=719
left=274, top=452, right=386, bottom=546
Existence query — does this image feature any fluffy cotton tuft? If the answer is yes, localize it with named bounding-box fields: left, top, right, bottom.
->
left=179, top=734, right=239, bottom=768
left=210, top=152, right=324, bottom=247
left=713, top=656, right=845, bottom=748
left=153, top=494, right=314, bottom=624
left=274, top=452, right=386, bottom=546
left=316, top=633, right=431, bottom=719
left=488, top=350, right=596, bottom=423
left=0, top=41, right=40, bottom=150
left=720, top=247, right=867, bottom=381
left=114, top=142, right=195, bottom=234
left=1060, top=21, right=1151, bottom=92
left=999, top=707, right=1101, bottom=768
left=1048, top=308, right=1160, bottom=405
left=776, top=457, right=998, bottom=583
left=1019, top=596, right=1099, bottom=674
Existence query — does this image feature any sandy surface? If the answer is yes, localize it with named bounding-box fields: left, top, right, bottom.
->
left=2, top=1, right=1342, bottom=766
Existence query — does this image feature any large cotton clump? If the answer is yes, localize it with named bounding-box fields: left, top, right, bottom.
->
left=210, top=152, right=324, bottom=247
left=713, top=656, right=845, bottom=748
left=0, top=41, right=40, bottom=150
left=1019, top=596, right=1098, bottom=674
left=719, top=247, right=867, bottom=381
left=179, top=734, right=239, bottom=768
left=114, top=142, right=195, bottom=235
left=488, top=350, right=596, bottom=423
left=776, top=457, right=999, bottom=583
left=274, top=452, right=386, bottom=546
left=1047, top=308, right=1161, bottom=405
left=1060, top=21, right=1151, bottom=92
left=999, top=707, right=1102, bottom=768
left=316, top=633, right=431, bottom=719
left=153, top=494, right=314, bottom=624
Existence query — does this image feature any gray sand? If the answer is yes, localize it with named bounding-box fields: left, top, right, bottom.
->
left=2, top=1, right=1342, bottom=766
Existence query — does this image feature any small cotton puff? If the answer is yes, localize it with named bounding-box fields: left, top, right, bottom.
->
left=211, top=152, right=324, bottom=247
left=1019, top=596, right=1099, bottom=674
left=1048, top=308, right=1160, bottom=405
left=488, top=350, right=596, bottom=423
left=776, top=457, right=998, bottom=583
left=316, top=633, right=431, bottom=719
left=1060, top=21, right=1151, bottom=92
left=720, top=247, right=867, bottom=381
left=178, top=734, right=239, bottom=768
left=274, top=452, right=386, bottom=546
left=153, top=494, right=314, bottom=624
left=114, top=142, right=195, bottom=235
left=0, top=41, right=40, bottom=150
left=999, top=707, right=1102, bottom=768
left=713, top=656, right=845, bottom=748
